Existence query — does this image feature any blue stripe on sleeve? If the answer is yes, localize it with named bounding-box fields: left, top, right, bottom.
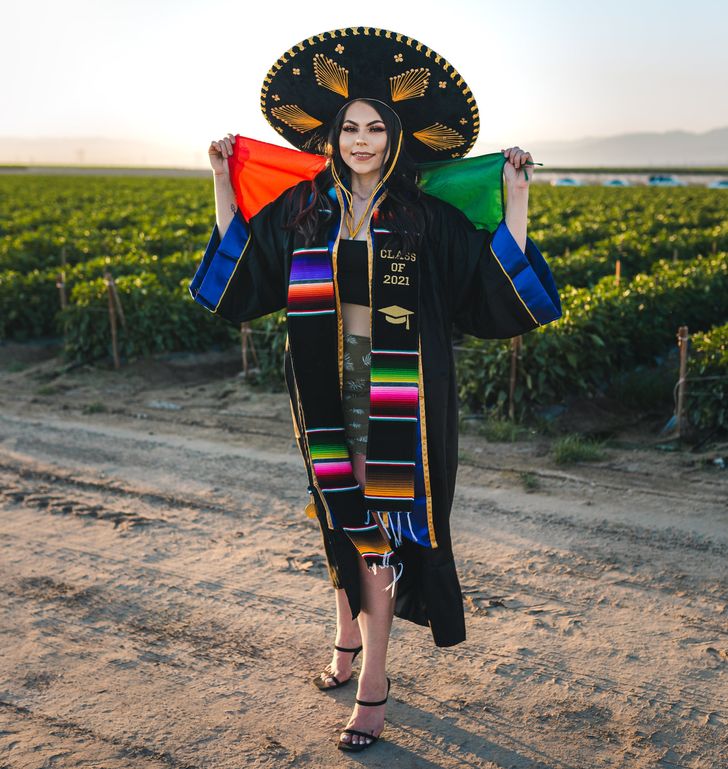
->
left=188, top=209, right=251, bottom=313
left=490, top=220, right=562, bottom=326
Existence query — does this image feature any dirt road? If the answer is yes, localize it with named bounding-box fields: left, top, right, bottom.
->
left=1, top=344, right=726, bottom=768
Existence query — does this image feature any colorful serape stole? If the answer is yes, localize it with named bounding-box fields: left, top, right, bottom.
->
left=366, top=349, right=419, bottom=504
left=285, top=186, right=423, bottom=589
left=286, top=235, right=402, bottom=581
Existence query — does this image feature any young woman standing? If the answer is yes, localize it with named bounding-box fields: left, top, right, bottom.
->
left=192, top=28, right=561, bottom=753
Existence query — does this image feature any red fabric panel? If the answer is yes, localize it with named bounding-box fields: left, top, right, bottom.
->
left=227, top=135, right=327, bottom=220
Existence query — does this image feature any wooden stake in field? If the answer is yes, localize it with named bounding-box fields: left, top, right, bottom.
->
left=104, top=271, right=121, bottom=370
left=675, top=325, right=689, bottom=437
left=615, top=259, right=621, bottom=287
left=509, top=335, right=522, bottom=420
left=240, top=322, right=259, bottom=377
left=109, top=278, right=126, bottom=331
left=56, top=270, right=67, bottom=309
left=56, top=246, right=68, bottom=310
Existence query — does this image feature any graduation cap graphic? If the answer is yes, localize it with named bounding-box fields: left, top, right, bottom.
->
left=379, top=305, right=414, bottom=331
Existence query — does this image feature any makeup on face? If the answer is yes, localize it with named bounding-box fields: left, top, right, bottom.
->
left=338, top=101, right=390, bottom=177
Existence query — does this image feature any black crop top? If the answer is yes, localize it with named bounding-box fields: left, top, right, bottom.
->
left=337, top=239, right=369, bottom=306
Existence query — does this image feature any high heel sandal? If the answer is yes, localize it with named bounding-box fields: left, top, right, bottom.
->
left=337, top=677, right=391, bottom=752
left=312, top=644, right=363, bottom=691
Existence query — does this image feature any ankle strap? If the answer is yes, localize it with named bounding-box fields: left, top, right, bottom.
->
left=334, top=644, right=363, bottom=653
left=355, top=677, right=391, bottom=707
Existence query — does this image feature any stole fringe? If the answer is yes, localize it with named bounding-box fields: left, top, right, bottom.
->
left=368, top=545, right=405, bottom=599
left=383, top=561, right=404, bottom=598
left=374, top=510, right=417, bottom=548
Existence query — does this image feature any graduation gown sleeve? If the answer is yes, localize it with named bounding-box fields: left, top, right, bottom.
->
left=188, top=192, right=291, bottom=324
left=439, top=199, right=562, bottom=339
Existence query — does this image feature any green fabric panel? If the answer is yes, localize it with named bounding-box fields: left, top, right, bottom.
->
left=417, top=152, right=506, bottom=232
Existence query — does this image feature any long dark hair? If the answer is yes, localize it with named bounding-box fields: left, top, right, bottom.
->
left=284, top=99, right=427, bottom=252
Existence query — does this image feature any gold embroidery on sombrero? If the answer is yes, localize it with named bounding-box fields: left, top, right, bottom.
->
left=313, top=53, right=349, bottom=97
left=412, top=123, right=466, bottom=151
left=270, top=105, right=323, bottom=133
left=258, top=27, right=481, bottom=160
left=390, top=67, right=430, bottom=102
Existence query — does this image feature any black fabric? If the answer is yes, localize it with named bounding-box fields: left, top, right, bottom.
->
left=207, top=181, right=545, bottom=647
left=337, top=239, right=370, bottom=306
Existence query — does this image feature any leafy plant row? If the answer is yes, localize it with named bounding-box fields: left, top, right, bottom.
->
left=0, top=251, right=199, bottom=340
left=2, top=174, right=726, bottom=429
left=2, top=176, right=727, bottom=291
left=455, top=251, right=728, bottom=420
left=527, top=186, right=728, bottom=255
left=547, top=221, right=728, bottom=287
left=686, top=322, right=728, bottom=430
left=0, top=175, right=211, bottom=273
left=50, top=248, right=727, bottom=428
left=59, top=272, right=288, bottom=381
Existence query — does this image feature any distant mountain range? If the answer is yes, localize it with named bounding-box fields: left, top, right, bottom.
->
left=527, top=127, right=728, bottom=167
left=1, top=127, right=727, bottom=169
left=0, top=137, right=206, bottom=170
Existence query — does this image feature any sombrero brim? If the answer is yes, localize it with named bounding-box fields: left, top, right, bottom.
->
left=260, top=27, right=479, bottom=164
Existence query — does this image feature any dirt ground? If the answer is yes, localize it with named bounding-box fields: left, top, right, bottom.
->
left=1, top=340, right=726, bottom=769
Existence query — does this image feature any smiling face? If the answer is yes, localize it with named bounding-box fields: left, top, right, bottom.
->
left=338, top=100, right=390, bottom=180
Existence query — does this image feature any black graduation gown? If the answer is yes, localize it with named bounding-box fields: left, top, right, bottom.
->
left=188, top=182, right=562, bottom=647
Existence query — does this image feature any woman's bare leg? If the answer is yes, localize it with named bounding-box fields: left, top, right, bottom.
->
left=316, top=586, right=362, bottom=688
left=339, top=451, right=396, bottom=748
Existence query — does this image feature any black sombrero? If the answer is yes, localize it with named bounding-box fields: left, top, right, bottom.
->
left=260, top=27, right=480, bottom=164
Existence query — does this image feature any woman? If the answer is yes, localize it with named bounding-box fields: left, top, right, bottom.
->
left=191, top=27, right=562, bottom=753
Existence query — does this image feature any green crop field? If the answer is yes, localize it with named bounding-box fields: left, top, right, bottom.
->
left=0, top=175, right=725, bottom=431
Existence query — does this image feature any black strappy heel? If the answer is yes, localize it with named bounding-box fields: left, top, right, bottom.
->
left=312, top=644, right=363, bottom=691
left=337, top=677, right=391, bottom=752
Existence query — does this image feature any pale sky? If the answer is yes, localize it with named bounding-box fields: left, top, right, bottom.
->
left=2, top=0, right=727, bottom=166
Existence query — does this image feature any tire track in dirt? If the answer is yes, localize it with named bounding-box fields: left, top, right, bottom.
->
left=1, top=559, right=722, bottom=769
left=2, top=411, right=727, bottom=767
left=1, top=444, right=726, bottom=571
left=132, top=403, right=728, bottom=503
left=2, top=458, right=725, bottom=637
left=2, top=443, right=726, bottom=635
left=76, top=401, right=728, bottom=504
left=4, top=408, right=726, bottom=509
left=2, top=527, right=726, bottom=724
left=0, top=700, right=200, bottom=769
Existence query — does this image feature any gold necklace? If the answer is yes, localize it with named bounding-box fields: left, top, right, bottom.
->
left=331, top=131, right=404, bottom=239
left=346, top=195, right=376, bottom=239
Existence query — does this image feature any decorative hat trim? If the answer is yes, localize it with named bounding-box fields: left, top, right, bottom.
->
left=260, top=27, right=479, bottom=162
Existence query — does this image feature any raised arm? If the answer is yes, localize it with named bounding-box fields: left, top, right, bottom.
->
left=501, top=145, right=532, bottom=253
left=210, top=133, right=238, bottom=237
left=188, top=133, right=290, bottom=324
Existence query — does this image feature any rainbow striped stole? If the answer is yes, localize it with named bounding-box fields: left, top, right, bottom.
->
left=285, top=196, right=421, bottom=574
left=287, top=246, right=336, bottom=317
left=365, top=349, right=418, bottom=506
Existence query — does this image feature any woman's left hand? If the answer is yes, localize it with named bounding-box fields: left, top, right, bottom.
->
left=501, top=146, right=534, bottom=190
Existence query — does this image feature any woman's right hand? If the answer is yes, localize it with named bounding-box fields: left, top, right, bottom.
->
left=208, top=133, right=235, bottom=175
